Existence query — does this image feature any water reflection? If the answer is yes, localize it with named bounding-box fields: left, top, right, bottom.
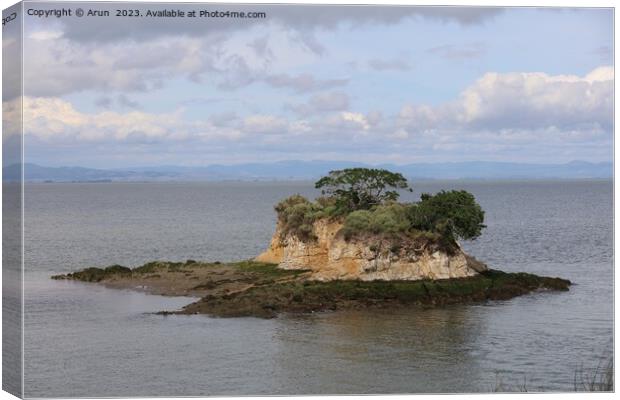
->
left=270, top=306, right=487, bottom=393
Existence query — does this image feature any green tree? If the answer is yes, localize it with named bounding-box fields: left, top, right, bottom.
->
left=314, top=168, right=412, bottom=213
left=408, top=190, right=486, bottom=241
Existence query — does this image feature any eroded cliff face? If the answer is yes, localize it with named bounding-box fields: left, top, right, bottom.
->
left=255, top=219, right=487, bottom=281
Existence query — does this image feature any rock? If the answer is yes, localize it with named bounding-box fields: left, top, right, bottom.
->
left=255, top=219, right=487, bottom=281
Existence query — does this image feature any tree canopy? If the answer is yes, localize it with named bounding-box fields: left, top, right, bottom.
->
left=408, top=190, right=486, bottom=241
left=314, top=168, right=412, bottom=213
left=275, top=169, right=486, bottom=247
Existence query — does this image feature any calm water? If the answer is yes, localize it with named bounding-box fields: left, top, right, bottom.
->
left=22, top=180, right=613, bottom=397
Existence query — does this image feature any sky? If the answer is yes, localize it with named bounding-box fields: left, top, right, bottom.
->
left=2, top=3, right=614, bottom=168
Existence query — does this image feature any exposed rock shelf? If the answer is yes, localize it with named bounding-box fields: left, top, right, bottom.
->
left=52, top=259, right=570, bottom=319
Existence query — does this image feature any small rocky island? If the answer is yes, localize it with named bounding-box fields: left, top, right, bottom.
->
left=52, top=168, right=571, bottom=318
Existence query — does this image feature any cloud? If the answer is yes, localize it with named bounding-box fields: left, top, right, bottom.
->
left=454, top=66, right=613, bottom=131
left=15, top=66, right=612, bottom=165
left=29, top=29, right=63, bottom=41
left=2, top=96, right=23, bottom=138
left=427, top=42, right=486, bottom=60
left=243, top=115, right=288, bottom=135
left=324, top=111, right=372, bottom=132
left=21, top=97, right=187, bottom=142
left=247, top=35, right=273, bottom=59
left=18, top=96, right=305, bottom=144
left=382, top=66, right=613, bottom=162
left=264, top=73, right=348, bottom=93
left=21, top=66, right=613, bottom=142
left=2, top=17, right=22, bottom=101
left=288, top=91, right=350, bottom=115
left=18, top=5, right=502, bottom=98
left=23, top=36, right=205, bottom=96
left=94, top=95, right=140, bottom=110
left=367, top=58, right=411, bottom=71
left=95, top=96, right=112, bottom=109
left=289, top=31, right=326, bottom=55
left=22, top=25, right=344, bottom=97
left=117, top=95, right=140, bottom=109
left=46, top=4, right=502, bottom=44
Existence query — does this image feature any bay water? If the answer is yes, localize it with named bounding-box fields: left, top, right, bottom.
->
left=22, top=180, right=613, bottom=396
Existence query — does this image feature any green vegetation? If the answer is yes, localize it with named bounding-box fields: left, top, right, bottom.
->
left=275, top=168, right=486, bottom=247
left=52, top=259, right=308, bottom=283
left=276, top=269, right=570, bottom=304
left=274, top=194, right=325, bottom=241
left=180, top=269, right=571, bottom=318
left=408, top=190, right=485, bottom=241
left=52, top=259, right=571, bottom=319
left=341, top=202, right=410, bottom=240
left=51, top=264, right=131, bottom=282
left=315, top=168, right=412, bottom=214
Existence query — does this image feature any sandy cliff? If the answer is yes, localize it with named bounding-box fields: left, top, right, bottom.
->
left=256, top=219, right=487, bottom=281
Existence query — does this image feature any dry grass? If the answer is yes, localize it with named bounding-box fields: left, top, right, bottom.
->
left=492, top=354, right=613, bottom=393
left=574, top=357, right=614, bottom=392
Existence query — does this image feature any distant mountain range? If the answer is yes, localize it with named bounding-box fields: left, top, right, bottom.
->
left=2, top=160, right=613, bottom=182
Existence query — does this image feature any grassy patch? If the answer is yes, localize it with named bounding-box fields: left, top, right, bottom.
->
left=52, top=264, right=131, bottom=282
left=52, top=259, right=310, bottom=283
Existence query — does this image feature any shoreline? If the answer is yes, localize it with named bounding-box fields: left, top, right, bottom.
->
left=52, top=259, right=571, bottom=319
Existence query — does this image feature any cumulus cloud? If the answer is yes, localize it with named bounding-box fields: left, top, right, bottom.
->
left=395, top=67, right=613, bottom=138
left=18, top=96, right=316, bottom=144
left=455, top=66, right=613, bottom=130
left=19, top=66, right=613, bottom=143
left=324, top=111, right=373, bottom=132
left=13, top=66, right=612, bottom=165
left=22, top=97, right=189, bottom=142
left=17, top=94, right=380, bottom=147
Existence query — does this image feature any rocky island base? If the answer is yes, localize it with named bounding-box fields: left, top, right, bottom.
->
left=52, top=260, right=571, bottom=319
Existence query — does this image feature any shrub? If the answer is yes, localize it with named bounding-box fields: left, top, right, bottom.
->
left=275, top=195, right=324, bottom=242
left=342, top=210, right=372, bottom=239
left=342, top=203, right=410, bottom=239
left=367, top=203, right=409, bottom=235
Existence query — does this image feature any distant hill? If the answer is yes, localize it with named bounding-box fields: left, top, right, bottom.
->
left=2, top=163, right=179, bottom=182
left=2, top=160, right=613, bottom=182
